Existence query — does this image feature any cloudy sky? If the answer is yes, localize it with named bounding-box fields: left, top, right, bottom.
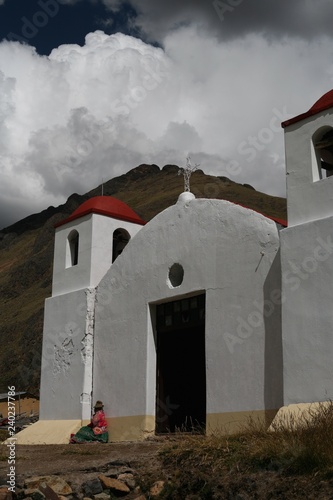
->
left=1, top=0, right=333, bottom=229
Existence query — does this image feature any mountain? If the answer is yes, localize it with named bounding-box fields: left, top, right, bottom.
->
left=0, top=164, right=287, bottom=393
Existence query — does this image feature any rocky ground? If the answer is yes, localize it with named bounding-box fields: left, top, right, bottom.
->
left=0, top=441, right=167, bottom=499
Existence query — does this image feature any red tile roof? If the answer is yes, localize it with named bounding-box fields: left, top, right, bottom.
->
left=282, top=89, right=333, bottom=128
left=55, top=196, right=146, bottom=228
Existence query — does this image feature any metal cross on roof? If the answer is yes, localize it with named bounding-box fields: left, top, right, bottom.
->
left=178, top=156, right=200, bottom=192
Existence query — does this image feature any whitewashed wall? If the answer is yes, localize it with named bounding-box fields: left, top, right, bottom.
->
left=93, top=198, right=282, bottom=427
left=281, top=216, right=333, bottom=404
left=39, top=289, right=91, bottom=420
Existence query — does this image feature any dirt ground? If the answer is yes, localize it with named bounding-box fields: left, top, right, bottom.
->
left=0, top=440, right=167, bottom=490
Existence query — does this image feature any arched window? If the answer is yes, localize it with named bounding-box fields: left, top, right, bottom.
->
left=67, top=230, right=79, bottom=267
left=112, top=228, right=130, bottom=263
left=312, top=126, right=333, bottom=181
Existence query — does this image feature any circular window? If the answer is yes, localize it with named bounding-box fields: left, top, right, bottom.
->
left=168, top=263, right=184, bottom=288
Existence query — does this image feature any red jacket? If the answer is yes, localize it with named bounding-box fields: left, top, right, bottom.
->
left=88, top=410, right=107, bottom=433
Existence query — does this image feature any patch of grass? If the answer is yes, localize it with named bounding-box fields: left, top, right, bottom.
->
left=157, top=403, right=333, bottom=498
left=233, top=402, right=333, bottom=475
left=262, top=401, right=333, bottom=474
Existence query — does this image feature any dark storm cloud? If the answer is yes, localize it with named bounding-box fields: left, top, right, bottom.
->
left=102, top=0, right=333, bottom=42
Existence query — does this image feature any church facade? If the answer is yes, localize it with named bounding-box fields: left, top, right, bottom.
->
left=17, top=90, right=333, bottom=443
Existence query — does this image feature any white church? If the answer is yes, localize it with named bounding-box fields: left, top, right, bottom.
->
left=16, top=89, right=333, bottom=443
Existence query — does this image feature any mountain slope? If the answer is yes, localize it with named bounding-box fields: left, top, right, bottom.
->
left=0, top=164, right=286, bottom=393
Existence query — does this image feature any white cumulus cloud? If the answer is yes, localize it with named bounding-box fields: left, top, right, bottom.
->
left=1, top=27, right=333, bottom=228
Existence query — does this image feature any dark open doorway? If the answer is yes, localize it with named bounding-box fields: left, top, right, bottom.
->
left=155, top=294, right=206, bottom=434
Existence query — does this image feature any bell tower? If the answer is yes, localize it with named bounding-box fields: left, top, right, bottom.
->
left=281, top=90, right=333, bottom=407
left=282, top=89, right=333, bottom=227
left=39, top=196, right=145, bottom=425
left=52, top=196, right=145, bottom=296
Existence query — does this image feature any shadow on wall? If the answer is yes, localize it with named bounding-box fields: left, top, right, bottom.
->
left=263, top=248, right=284, bottom=426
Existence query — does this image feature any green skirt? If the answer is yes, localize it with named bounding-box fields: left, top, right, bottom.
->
left=70, top=426, right=108, bottom=443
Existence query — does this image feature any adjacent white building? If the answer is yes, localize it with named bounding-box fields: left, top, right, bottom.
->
left=281, top=89, right=333, bottom=406
left=16, top=89, right=333, bottom=443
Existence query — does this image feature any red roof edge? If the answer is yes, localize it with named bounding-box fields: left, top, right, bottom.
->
left=55, top=207, right=146, bottom=228
left=236, top=202, right=287, bottom=227
left=282, top=109, right=324, bottom=129
left=282, top=89, right=333, bottom=129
